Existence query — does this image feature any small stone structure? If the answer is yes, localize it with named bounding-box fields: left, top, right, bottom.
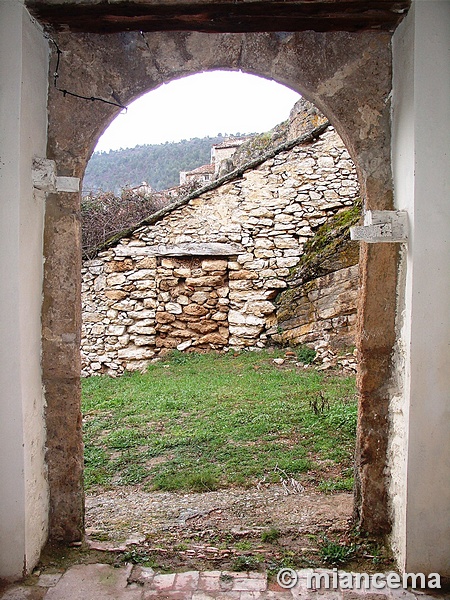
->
left=82, top=118, right=360, bottom=375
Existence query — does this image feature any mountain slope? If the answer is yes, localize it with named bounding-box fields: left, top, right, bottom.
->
left=83, top=135, right=241, bottom=193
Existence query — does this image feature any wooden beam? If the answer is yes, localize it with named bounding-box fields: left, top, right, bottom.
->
left=26, top=0, right=410, bottom=33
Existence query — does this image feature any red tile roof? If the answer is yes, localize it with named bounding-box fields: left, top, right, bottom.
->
left=186, top=163, right=215, bottom=175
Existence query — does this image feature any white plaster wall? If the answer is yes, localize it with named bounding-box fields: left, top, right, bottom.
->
left=391, top=0, right=450, bottom=576
left=0, top=0, right=49, bottom=580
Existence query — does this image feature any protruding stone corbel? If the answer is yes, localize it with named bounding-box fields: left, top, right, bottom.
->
left=32, top=157, right=80, bottom=193
left=32, top=157, right=56, bottom=191
left=350, top=210, right=408, bottom=243
left=55, top=176, right=80, bottom=193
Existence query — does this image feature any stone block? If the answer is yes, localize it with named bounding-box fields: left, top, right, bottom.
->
left=135, top=280, right=157, bottom=290
left=161, top=258, right=176, bottom=268
left=84, top=313, right=103, bottom=323
left=128, top=325, right=156, bottom=335
left=173, top=267, right=191, bottom=277
left=132, top=335, right=156, bottom=346
left=254, top=249, right=275, bottom=258
left=127, top=309, right=156, bottom=319
left=159, top=278, right=179, bottom=291
left=107, top=325, right=126, bottom=336
left=244, top=300, right=275, bottom=316
left=254, top=237, right=273, bottom=249
left=318, top=156, right=335, bottom=168
left=155, top=312, right=176, bottom=324
left=169, top=329, right=196, bottom=338
left=188, top=321, right=218, bottom=334
left=155, top=337, right=181, bottom=349
left=90, top=324, right=105, bottom=336
left=136, top=256, right=157, bottom=269
left=177, top=340, right=192, bottom=351
left=93, top=275, right=107, bottom=291
left=105, top=259, right=134, bottom=273
left=211, top=311, right=228, bottom=321
left=201, top=259, right=227, bottom=271
left=191, top=291, right=209, bottom=304
left=166, top=302, right=183, bottom=314
left=229, top=324, right=263, bottom=337
left=118, top=347, right=155, bottom=360
left=228, top=280, right=253, bottom=291
left=105, top=290, right=128, bottom=302
left=228, top=310, right=246, bottom=324
left=265, top=279, right=287, bottom=289
left=186, top=275, right=224, bottom=287
left=107, top=273, right=126, bottom=286
left=229, top=270, right=258, bottom=280
left=194, top=333, right=228, bottom=346
left=183, top=304, right=209, bottom=316
left=246, top=314, right=265, bottom=326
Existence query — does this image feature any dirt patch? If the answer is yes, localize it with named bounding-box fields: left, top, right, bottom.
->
left=83, top=484, right=390, bottom=573
left=86, top=484, right=352, bottom=541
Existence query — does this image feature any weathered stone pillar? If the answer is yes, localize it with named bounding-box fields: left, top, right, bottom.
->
left=354, top=242, right=398, bottom=533
left=42, top=190, right=84, bottom=540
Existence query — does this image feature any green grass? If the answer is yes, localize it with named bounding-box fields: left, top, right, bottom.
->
left=318, top=535, right=358, bottom=566
left=82, top=350, right=356, bottom=492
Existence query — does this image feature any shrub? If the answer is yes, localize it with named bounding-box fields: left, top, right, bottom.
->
left=81, top=187, right=168, bottom=259
left=297, top=345, right=316, bottom=364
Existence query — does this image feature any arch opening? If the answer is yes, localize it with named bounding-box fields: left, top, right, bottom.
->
left=80, top=78, right=362, bottom=559
left=43, top=30, right=397, bottom=550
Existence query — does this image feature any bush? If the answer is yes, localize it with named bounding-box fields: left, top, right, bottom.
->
left=297, top=345, right=316, bottom=365
left=81, top=187, right=168, bottom=259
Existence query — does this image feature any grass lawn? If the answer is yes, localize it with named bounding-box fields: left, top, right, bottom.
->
left=82, top=349, right=357, bottom=494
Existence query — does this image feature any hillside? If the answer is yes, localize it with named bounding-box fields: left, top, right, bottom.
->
left=83, top=135, right=245, bottom=193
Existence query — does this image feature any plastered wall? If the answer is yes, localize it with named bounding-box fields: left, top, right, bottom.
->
left=391, top=1, right=450, bottom=576
left=0, top=1, right=49, bottom=579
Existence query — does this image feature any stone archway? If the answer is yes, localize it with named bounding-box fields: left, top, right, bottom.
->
left=43, top=30, right=397, bottom=541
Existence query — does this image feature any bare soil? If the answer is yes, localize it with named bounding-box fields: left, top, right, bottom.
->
left=83, top=483, right=389, bottom=573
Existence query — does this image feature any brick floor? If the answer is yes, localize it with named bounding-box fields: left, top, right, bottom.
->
left=1, top=566, right=449, bottom=600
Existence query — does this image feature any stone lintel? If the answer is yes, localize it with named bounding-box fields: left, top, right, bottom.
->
left=115, top=242, right=244, bottom=257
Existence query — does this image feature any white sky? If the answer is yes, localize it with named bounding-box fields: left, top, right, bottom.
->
left=95, top=71, right=301, bottom=153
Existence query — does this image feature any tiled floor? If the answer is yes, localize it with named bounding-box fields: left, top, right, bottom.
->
left=1, top=565, right=448, bottom=600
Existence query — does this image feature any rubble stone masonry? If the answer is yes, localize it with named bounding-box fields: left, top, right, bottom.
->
left=81, top=126, right=359, bottom=375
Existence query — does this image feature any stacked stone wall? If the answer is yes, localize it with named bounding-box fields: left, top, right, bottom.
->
left=81, top=126, right=359, bottom=375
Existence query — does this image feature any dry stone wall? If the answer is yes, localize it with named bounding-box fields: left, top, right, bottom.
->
left=81, top=126, right=359, bottom=375
left=273, top=212, right=361, bottom=370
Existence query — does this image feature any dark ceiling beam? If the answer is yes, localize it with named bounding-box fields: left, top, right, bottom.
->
left=25, top=1, right=410, bottom=33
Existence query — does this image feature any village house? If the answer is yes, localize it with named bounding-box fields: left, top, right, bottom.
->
left=179, top=136, right=250, bottom=185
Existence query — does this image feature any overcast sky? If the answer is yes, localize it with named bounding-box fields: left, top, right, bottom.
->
left=95, top=71, right=301, bottom=153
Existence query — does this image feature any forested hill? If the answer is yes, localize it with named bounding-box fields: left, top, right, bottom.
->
left=83, top=135, right=242, bottom=194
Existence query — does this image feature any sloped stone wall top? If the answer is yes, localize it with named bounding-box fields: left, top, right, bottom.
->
left=114, top=242, right=244, bottom=257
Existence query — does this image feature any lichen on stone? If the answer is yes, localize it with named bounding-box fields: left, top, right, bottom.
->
left=287, top=198, right=362, bottom=288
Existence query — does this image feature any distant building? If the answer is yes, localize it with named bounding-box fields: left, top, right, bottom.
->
left=179, top=162, right=215, bottom=185
left=180, top=137, right=252, bottom=185
left=129, top=181, right=153, bottom=197
left=211, top=137, right=251, bottom=175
